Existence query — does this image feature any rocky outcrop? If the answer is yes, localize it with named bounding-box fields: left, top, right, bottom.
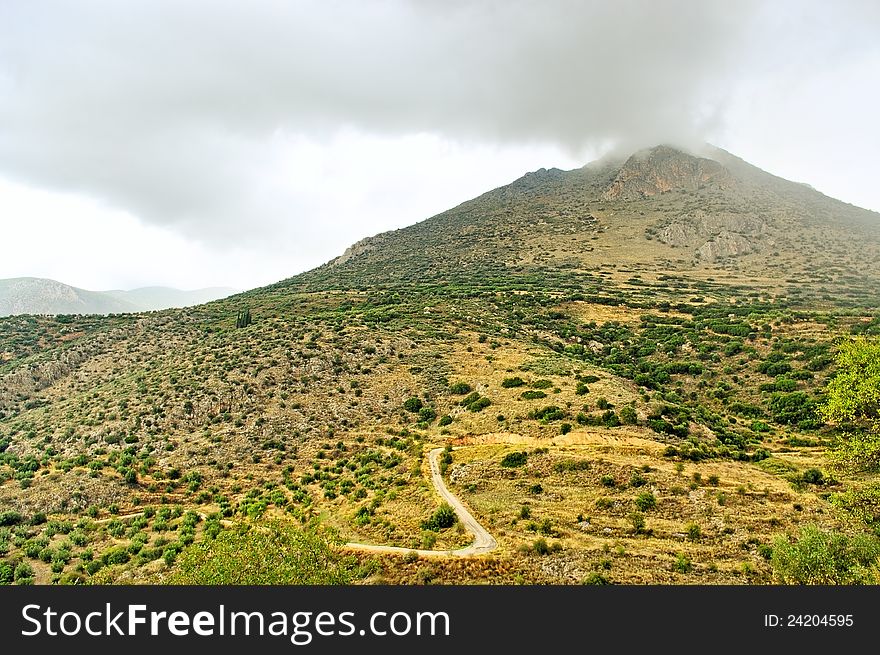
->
left=330, top=234, right=383, bottom=266
left=655, top=209, right=769, bottom=261
left=604, top=145, right=732, bottom=200
left=695, top=231, right=756, bottom=261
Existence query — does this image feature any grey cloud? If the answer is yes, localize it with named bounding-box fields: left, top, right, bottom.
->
left=0, top=0, right=875, bottom=246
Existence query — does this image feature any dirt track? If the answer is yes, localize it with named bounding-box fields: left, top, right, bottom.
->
left=343, top=447, right=497, bottom=557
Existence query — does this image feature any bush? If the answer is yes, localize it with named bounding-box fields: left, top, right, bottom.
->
left=459, top=392, right=482, bottom=406
left=14, top=561, right=34, bottom=584
left=686, top=523, right=702, bottom=541
left=468, top=397, right=491, bottom=412
left=634, top=491, right=656, bottom=511
left=501, top=377, right=525, bottom=388
left=418, top=407, right=437, bottom=422
left=0, top=560, right=13, bottom=584
left=533, top=538, right=550, bottom=555
left=0, top=511, right=22, bottom=527
left=583, top=572, right=609, bottom=585
left=771, top=524, right=880, bottom=584
left=673, top=553, right=692, bottom=573
left=628, top=512, right=646, bottom=534
left=500, top=452, right=528, bottom=468
left=403, top=397, right=423, bottom=413
left=168, top=522, right=353, bottom=584
left=449, top=382, right=472, bottom=395
left=531, top=406, right=565, bottom=421
left=438, top=415, right=453, bottom=427
left=619, top=405, right=638, bottom=425
left=802, top=468, right=824, bottom=485
left=421, top=504, right=457, bottom=531
left=520, top=390, right=547, bottom=400
left=769, top=392, right=818, bottom=427
left=575, top=383, right=590, bottom=396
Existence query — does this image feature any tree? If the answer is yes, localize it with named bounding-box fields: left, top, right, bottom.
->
left=821, top=337, right=880, bottom=423
left=235, top=308, right=252, bottom=329
left=821, top=337, right=880, bottom=473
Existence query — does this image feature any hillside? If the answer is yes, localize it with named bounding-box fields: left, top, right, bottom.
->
left=0, top=278, right=238, bottom=316
left=0, top=144, right=878, bottom=586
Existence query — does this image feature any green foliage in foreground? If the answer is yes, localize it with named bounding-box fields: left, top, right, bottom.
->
left=167, top=522, right=353, bottom=585
left=821, top=337, right=880, bottom=423
left=771, top=524, right=880, bottom=585
left=822, top=337, right=880, bottom=474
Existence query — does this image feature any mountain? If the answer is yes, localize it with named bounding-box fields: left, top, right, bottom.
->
left=1, top=144, right=879, bottom=586
left=0, top=278, right=238, bottom=316
left=293, top=144, right=880, bottom=299
left=0, top=278, right=138, bottom=316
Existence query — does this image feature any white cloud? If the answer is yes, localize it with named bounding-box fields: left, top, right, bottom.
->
left=0, top=0, right=877, bottom=290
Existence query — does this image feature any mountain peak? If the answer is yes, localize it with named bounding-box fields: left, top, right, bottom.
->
left=603, top=144, right=732, bottom=200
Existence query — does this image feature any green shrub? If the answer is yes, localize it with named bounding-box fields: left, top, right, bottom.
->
left=421, top=503, right=457, bottom=531
left=501, top=377, right=525, bottom=388
left=468, top=397, right=492, bottom=412
left=418, top=407, right=437, bottom=422
left=403, top=397, right=423, bottom=413
left=438, top=415, right=453, bottom=427
left=459, top=392, right=482, bottom=406
left=531, top=406, right=565, bottom=421
left=0, top=511, right=22, bottom=527
left=802, top=468, right=824, bottom=485
left=619, top=405, right=638, bottom=425
left=500, top=452, right=528, bottom=468
left=168, top=522, right=353, bottom=584
left=673, top=553, right=692, bottom=573
left=771, top=524, right=880, bottom=584
left=628, top=512, right=646, bottom=533
left=520, top=390, right=547, bottom=400
left=449, top=382, right=472, bottom=395
left=583, top=572, right=609, bottom=585
left=0, top=560, right=13, bottom=584
left=14, top=561, right=34, bottom=584
left=634, top=491, right=656, bottom=511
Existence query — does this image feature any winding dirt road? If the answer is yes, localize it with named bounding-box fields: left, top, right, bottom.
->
left=343, top=447, right=497, bottom=558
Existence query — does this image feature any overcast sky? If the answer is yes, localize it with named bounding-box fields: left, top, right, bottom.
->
left=1, top=0, right=878, bottom=291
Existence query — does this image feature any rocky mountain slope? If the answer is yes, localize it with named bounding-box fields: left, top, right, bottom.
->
left=293, top=144, right=879, bottom=300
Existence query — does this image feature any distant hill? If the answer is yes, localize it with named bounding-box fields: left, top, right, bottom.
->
left=0, top=277, right=238, bottom=316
